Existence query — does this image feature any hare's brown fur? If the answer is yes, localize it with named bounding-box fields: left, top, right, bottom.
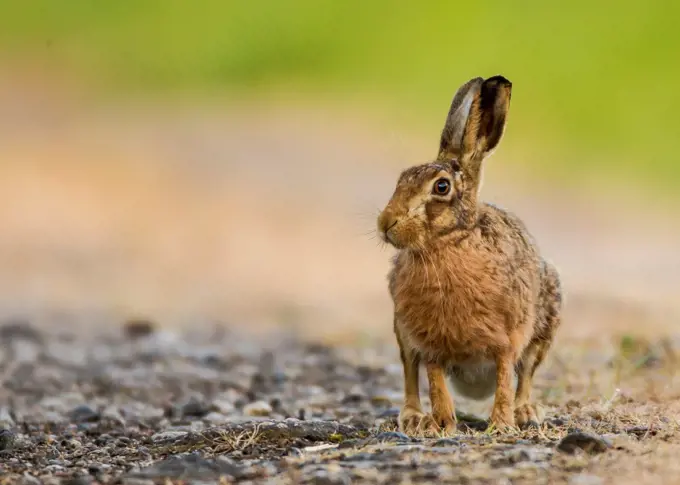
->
left=378, top=76, right=562, bottom=435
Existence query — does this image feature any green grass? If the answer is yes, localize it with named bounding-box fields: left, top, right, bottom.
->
left=1, top=1, right=679, bottom=189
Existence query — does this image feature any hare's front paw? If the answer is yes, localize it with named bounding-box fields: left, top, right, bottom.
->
left=424, top=411, right=457, bottom=437
left=398, top=406, right=426, bottom=435
left=514, top=404, right=540, bottom=429
left=416, top=414, right=442, bottom=437
left=490, top=405, right=516, bottom=432
left=399, top=407, right=456, bottom=437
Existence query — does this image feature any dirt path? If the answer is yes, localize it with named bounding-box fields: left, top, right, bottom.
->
left=1, top=319, right=679, bottom=484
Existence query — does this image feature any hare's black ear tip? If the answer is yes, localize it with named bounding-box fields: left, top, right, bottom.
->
left=486, top=75, right=512, bottom=88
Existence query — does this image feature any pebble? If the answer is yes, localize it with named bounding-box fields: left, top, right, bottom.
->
left=341, top=385, right=367, bottom=404
left=288, top=447, right=304, bottom=457
left=11, top=340, right=41, bottom=363
left=60, top=476, right=92, bottom=485
left=307, top=468, right=352, bottom=485
left=46, top=341, right=88, bottom=366
left=101, top=405, right=126, bottom=425
left=557, top=432, right=612, bottom=455
left=12, top=434, right=32, bottom=450
left=181, top=397, right=210, bottom=418
left=569, top=474, right=604, bottom=485
left=150, top=431, right=188, bottom=443
left=204, top=412, right=228, bottom=424
left=373, top=431, right=411, bottom=443
left=40, top=393, right=87, bottom=413
left=377, top=407, right=400, bottom=418
left=369, top=395, right=392, bottom=407
left=0, top=428, right=16, bottom=450
left=67, top=439, right=82, bottom=449
left=120, top=402, right=164, bottom=421
left=432, top=438, right=460, bottom=447
left=20, top=474, right=41, bottom=485
left=243, top=400, right=273, bottom=417
left=69, top=405, right=99, bottom=423
left=0, top=406, right=14, bottom=428
left=211, top=398, right=235, bottom=415
left=123, top=319, right=156, bottom=340
left=129, top=453, right=242, bottom=480
left=0, top=320, right=42, bottom=342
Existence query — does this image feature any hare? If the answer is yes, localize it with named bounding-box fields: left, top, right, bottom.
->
left=377, top=75, right=562, bottom=435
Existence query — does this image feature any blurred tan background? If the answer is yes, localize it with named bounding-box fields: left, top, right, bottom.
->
left=0, top=1, right=678, bottom=343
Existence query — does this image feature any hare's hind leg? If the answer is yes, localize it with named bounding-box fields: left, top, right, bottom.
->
left=490, top=348, right=517, bottom=430
left=514, top=340, right=548, bottom=428
left=515, top=262, right=562, bottom=428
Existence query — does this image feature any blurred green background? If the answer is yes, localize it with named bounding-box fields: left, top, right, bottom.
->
left=1, top=0, right=678, bottom=190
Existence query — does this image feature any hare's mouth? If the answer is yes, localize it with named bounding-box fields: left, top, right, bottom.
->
left=385, top=223, right=412, bottom=250
left=382, top=220, right=399, bottom=246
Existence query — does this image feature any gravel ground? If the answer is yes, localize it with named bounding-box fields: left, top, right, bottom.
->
left=1, top=318, right=679, bottom=485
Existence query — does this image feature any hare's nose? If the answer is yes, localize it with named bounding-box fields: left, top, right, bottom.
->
left=377, top=212, right=396, bottom=233
left=377, top=213, right=399, bottom=242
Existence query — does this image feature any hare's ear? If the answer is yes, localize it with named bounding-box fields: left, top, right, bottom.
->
left=438, top=75, right=512, bottom=163
left=438, top=77, right=483, bottom=160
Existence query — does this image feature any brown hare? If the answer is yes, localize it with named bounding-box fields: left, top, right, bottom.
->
left=377, top=75, right=562, bottom=435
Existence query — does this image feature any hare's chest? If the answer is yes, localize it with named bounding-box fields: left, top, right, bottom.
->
left=391, top=252, right=505, bottom=362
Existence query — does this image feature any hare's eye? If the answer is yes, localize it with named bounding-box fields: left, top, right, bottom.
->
left=433, top=178, right=451, bottom=196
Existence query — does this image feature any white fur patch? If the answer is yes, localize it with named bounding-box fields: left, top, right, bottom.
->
left=448, top=360, right=518, bottom=401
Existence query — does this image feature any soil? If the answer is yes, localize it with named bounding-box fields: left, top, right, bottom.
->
left=1, top=319, right=679, bottom=484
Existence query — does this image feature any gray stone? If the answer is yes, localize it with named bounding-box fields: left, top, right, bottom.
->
left=181, top=397, right=210, bottom=418
left=46, top=341, right=88, bottom=366
left=432, top=438, right=460, bottom=447
left=377, top=407, right=400, bottom=418
left=569, top=474, right=604, bottom=485
left=40, top=392, right=86, bottom=413
left=306, top=467, right=351, bottom=485
left=69, top=405, right=100, bottom=423
left=0, top=320, right=42, bottom=342
left=127, top=454, right=242, bottom=480
left=120, top=402, right=164, bottom=421
left=12, top=340, right=41, bottom=363
left=211, top=398, right=235, bottom=415
left=150, top=430, right=189, bottom=443
left=0, top=428, right=15, bottom=450
left=101, top=405, right=126, bottom=424
left=0, top=406, right=14, bottom=428
left=204, top=412, right=227, bottom=424
left=557, top=432, right=612, bottom=455
left=20, top=474, right=42, bottom=485
left=372, top=431, right=411, bottom=443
